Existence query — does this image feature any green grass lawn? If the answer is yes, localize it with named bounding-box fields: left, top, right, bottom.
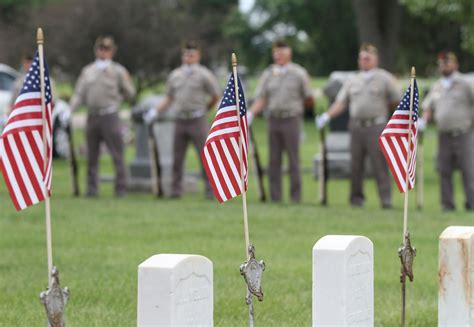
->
left=1, top=87, right=473, bottom=326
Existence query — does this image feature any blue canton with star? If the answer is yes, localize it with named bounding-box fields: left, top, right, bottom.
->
left=397, top=79, right=419, bottom=122
left=219, top=74, right=246, bottom=117
left=20, top=51, right=53, bottom=104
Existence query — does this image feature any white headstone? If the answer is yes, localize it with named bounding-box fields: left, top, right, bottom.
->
left=137, top=254, right=213, bottom=327
left=313, top=235, right=374, bottom=326
left=438, top=226, right=474, bottom=327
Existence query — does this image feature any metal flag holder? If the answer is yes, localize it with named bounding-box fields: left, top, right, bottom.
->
left=40, top=266, right=70, bottom=327
left=399, top=231, right=416, bottom=327
left=240, top=244, right=265, bottom=327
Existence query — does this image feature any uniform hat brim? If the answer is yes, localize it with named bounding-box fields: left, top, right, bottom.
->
left=438, top=51, right=458, bottom=64
left=94, top=37, right=117, bottom=50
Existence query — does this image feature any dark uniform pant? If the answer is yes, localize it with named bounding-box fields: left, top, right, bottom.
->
left=268, top=116, right=301, bottom=202
left=171, top=116, right=212, bottom=197
left=349, top=122, right=391, bottom=207
left=86, top=112, right=127, bottom=195
left=437, top=130, right=474, bottom=210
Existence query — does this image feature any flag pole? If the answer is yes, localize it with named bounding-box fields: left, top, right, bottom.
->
left=37, top=27, right=53, bottom=287
left=400, top=66, right=416, bottom=327
left=231, top=53, right=250, bottom=256
left=402, top=67, right=416, bottom=241
left=232, top=53, right=256, bottom=327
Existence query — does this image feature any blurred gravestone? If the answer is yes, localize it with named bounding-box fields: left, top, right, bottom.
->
left=129, top=95, right=197, bottom=195
left=322, top=72, right=352, bottom=132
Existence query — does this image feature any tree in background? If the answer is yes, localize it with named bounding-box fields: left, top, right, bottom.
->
left=0, top=0, right=55, bottom=64
left=230, top=0, right=474, bottom=75
left=400, top=0, right=474, bottom=73
left=0, top=0, right=238, bottom=97
left=402, top=0, right=474, bottom=52
left=229, top=0, right=359, bottom=75
left=2, top=0, right=473, bottom=83
left=352, top=0, right=402, bottom=71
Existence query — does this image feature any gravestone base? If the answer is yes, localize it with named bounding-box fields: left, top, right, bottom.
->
left=313, top=132, right=373, bottom=179
left=128, top=120, right=199, bottom=195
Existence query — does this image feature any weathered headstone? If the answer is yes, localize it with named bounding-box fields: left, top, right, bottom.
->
left=137, top=254, right=213, bottom=327
left=129, top=95, right=162, bottom=177
left=438, top=226, right=474, bottom=327
left=313, top=235, right=374, bottom=326
left=128, top=96, right=197, bottom=195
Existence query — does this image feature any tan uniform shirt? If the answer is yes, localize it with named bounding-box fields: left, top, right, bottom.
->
left=255, top=63, right=312, bottom=116
left=10, top=72, right=57, bottom=110
left=422, top=72, right=474, bottom=132
left=166, top=64, right=220, bottom=116
left=9, top=73, right=26, bottom=109
left=336, top=68, right=401, bottom=120
left=70, top=61, right=135, bottom=115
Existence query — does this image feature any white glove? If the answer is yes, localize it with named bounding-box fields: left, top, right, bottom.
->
left=417, top=117, right=426, bottom=131
left=59, top=108, right=71, bottom=124
left=315, top=112, right=330, bottom=129
left=143, top=108, right=158, bottom=125
left=247, top=111, right=254, bottom=125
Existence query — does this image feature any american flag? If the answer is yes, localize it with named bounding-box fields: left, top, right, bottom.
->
left=0, top=51, right=53, bottom=210
left=201, top=74, right=248, bottom=203
left=378, top=80, right=419, bottom=193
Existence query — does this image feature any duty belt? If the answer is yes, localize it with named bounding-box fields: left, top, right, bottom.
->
left=440, top=127, right=471, bottom=137
left=177, top=110, right=206, bottom=120
left=269, top=111, right=298, bottom=119
left=90, top=106, right=118, bottom=116
left=351, top=116, right=386, bottom=128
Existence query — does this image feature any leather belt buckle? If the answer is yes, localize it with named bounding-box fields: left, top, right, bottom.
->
left=272, top=111, right=293, bottom=119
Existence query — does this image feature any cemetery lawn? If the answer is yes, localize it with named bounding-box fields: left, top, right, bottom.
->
left=1, top=98, right=473, bottom=326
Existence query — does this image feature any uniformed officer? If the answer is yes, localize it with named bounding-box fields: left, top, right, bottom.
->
left=152, top=41, right=220, bottom=198
left=317, top=43, right=401, bottom=208
left=248, top=40, right=314, bottom=203
left=420, top=52, right=474, bottom=211
left=9, top=51, right=34, bottom=111
left=70, top=36, right=136, bottom=197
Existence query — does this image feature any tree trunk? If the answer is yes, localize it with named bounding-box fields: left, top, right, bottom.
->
left=352, top=0, right=401, bottom=70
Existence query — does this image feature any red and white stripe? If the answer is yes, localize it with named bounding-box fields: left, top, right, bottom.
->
left=0, top=92, right=52, bottom=210
left=202, top=105, right=248, bottom=203
left=378, top=110, right=417, bottom=193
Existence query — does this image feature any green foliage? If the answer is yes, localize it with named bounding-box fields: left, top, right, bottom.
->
left=231, top=0, right=358, bottom=75
left=3, top=0, right=474, bottom=80
left=402, top=0, right=474, bottom=53
left=0, top=0, right=239, bottom=91
left=227, top=0, right=474, bottom=75
left=0, top=0, right=56, bottom=21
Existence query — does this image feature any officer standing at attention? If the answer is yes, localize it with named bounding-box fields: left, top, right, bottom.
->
left=317, top=43, right=401, bottom=208
left=70, top=36, right=136, bottom=197
left=248, top=40, right=314, bottom=203
left=152, top=41, right=220, bottom=199
left=420, top=52, right=474, bottom=211
left=9, top=51, right=34, bottom=112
